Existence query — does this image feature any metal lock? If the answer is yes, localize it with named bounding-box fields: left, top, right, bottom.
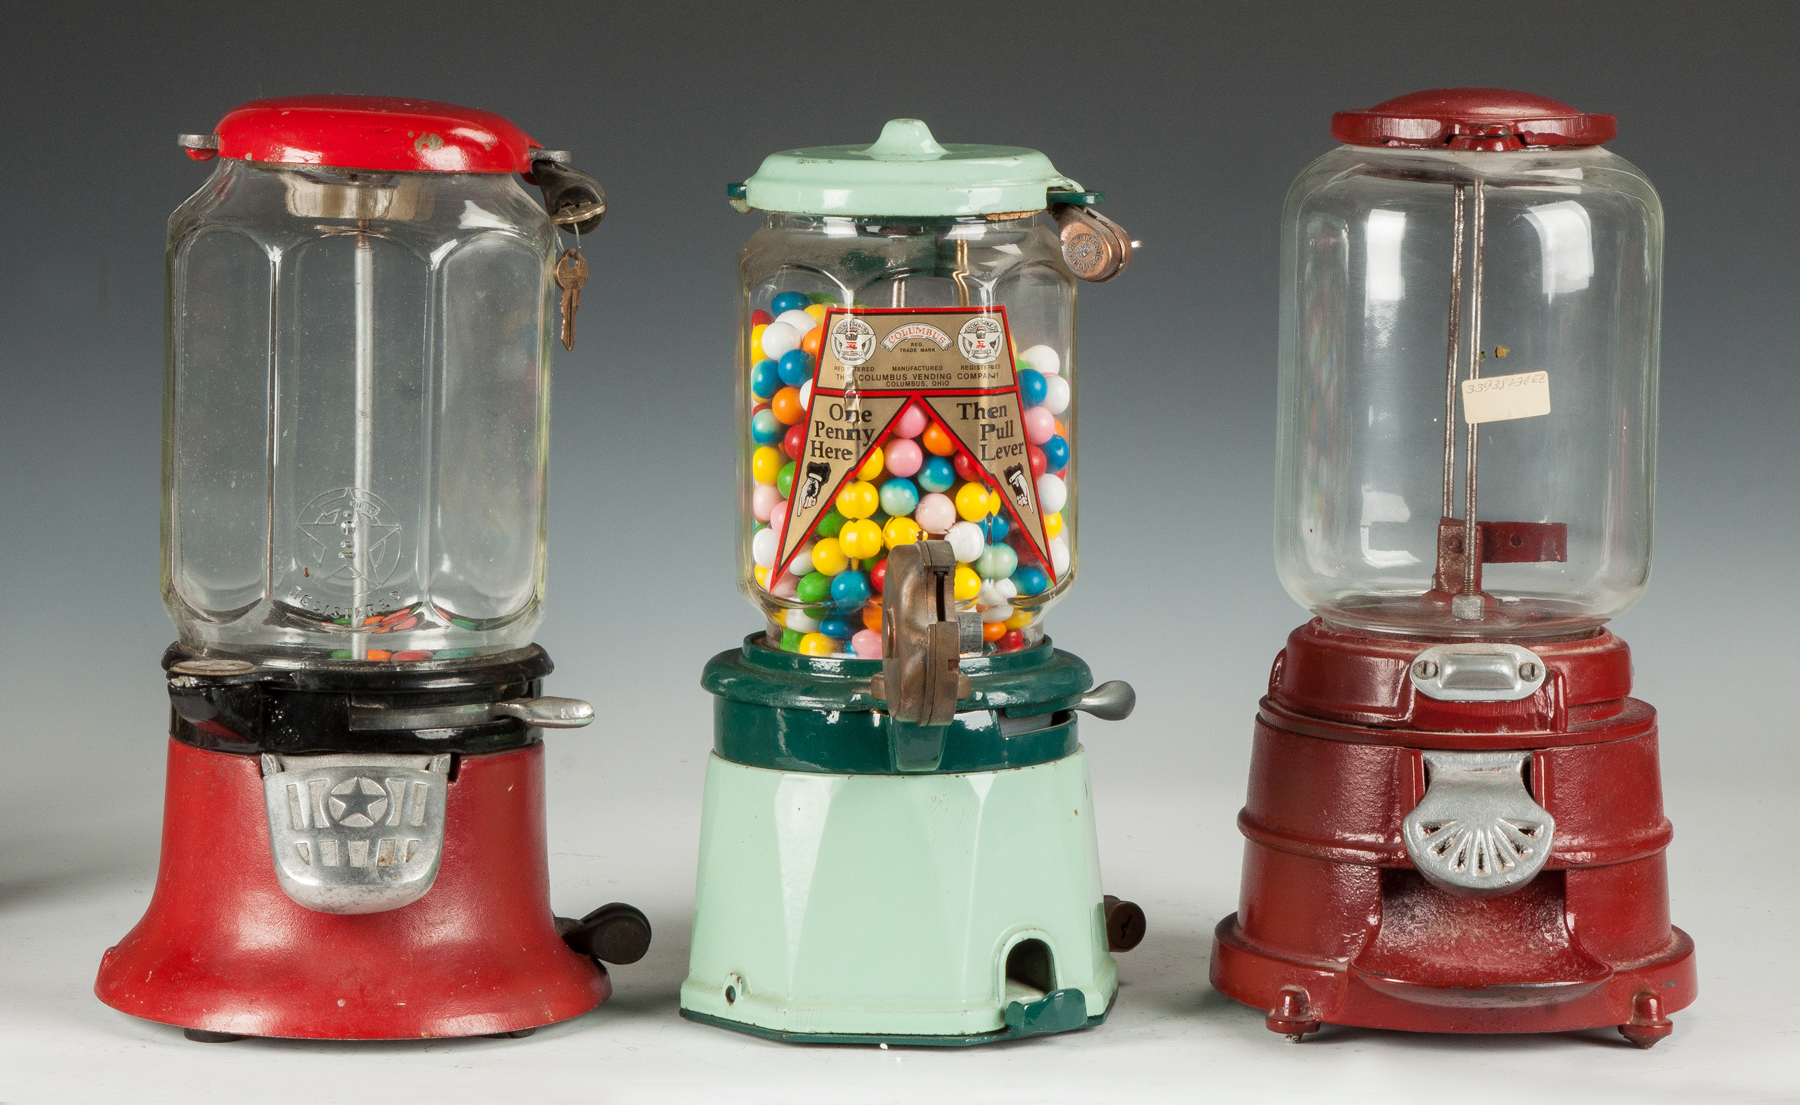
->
left=870, top=540, right=971, bottom=727
left=1052, top=204, right=1133, bottom=283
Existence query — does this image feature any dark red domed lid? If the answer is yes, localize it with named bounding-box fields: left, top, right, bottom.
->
left=197, top=95, right=547, bottom=172
left=1331, top=88, right=1615, bottom=151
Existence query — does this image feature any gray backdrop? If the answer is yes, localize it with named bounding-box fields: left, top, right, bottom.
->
left=3, top=3, right=1795, bottom=1101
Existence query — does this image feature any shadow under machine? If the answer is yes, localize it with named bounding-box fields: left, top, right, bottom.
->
left=680, top=120, right=1146, bottom=1045
left=1211, top=89, right=1695, bottom=1044
left=94, top=96, right=648, bottom=1041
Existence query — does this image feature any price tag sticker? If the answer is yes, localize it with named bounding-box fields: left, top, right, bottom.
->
left=1461, top=370, right=1551, bottom=424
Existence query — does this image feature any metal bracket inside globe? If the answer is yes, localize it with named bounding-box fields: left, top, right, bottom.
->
left=1402, top=750, right=1555, bottom=897
left=260, top=751, right=452, bottom=914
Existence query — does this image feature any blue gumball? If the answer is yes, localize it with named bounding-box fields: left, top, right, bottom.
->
left=819, top=614, right=853, bottom=640
left=1043, top=434, right=1070, bottom=473
left=917, top=455, right=955, bottom=493
left=751, top=409, right=784, bottom=445
left=831, top=570, right=872, bottom=610
left=778, top=348, right=814, bottom=387
left=879, top=477, right=920, bottom=517
left=1018, top=368, right=1048, bottom=408
left=770, top=291, right=810, bottom=316
left=1012, top=566, right=1049, bottom=596
left=750, top=358, right=781, bottom=400
left=980, top=513, right=1010, bottom=543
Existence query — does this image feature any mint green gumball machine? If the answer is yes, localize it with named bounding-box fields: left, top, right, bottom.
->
left=680, top=120, right=1145, bottom=1045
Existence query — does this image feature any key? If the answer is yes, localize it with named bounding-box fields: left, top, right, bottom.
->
left=554, top=248, right=589, bottom=351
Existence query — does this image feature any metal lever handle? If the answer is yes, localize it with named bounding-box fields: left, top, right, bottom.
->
left=1074, top=680, right=1135, bottom=721
left=491, top=696, right=595, bottom=729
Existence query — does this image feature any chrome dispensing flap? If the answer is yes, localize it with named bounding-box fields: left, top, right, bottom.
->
left=261, top=752, right=451, bottom=914
left=1402, top=750, right=1555, bottom=897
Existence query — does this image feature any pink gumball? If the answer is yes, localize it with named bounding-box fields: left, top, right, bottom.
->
left=894, top=404, right=929, bottom=439
left=851, top=629, right=883, bottom=659
left=752, top=483, right=780, bottom=522
left=884, top=437, right=923, bottom=478
left=770, top=572, right=799, bottom=599
left=914, top=492, right=956, bottom=533
left=1023, top=406, right=1056, bottom=445
left=771, top=500, right=789, bottom=535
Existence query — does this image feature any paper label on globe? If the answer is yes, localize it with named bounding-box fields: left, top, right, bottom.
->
left=772, top=306, right=1053, bottom=582
left=1461, top=370, right=1551, bottom=424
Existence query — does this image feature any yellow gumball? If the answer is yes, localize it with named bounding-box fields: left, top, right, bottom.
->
left=799, top=632, right=835, bottom=657
left=987, top=487, right=1003, bottom=516
left=955, top=481, right=990, bottom=522
left=953, top=564, right=981, bottom=601
left=1005, top=607, right=1034, bottom=630
left=750, top=323, right=768, bottom=363
left=840, top=519, right=883, bottom=560
left=836, top=480, right=879, bottom=519
left=752, top=445, right=782, bottom=484
left=755, top=566, right=770, bottom=588
left=804, top=303, right=828, bottom=324
left=811, top=537, right=849, bottom=576
left=883, top=515, right=921, bottom=548
left=857, top=447, right=885, bottom=481
left=1043, top=512, right=1063, bottom=540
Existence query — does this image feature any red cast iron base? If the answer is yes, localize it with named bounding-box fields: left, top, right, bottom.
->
left=1211, top=621, right=1697, bottom=1044
left=96, top=739, right=608, bottom=1039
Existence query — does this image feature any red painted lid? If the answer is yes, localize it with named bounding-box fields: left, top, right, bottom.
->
left=1331, top=88, right=1615, bottom=151
left=202, top=95, right=545, bottom=172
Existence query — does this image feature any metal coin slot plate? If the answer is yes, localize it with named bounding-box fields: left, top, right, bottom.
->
left=261, top=751, right=451, bottom=914
left=871, top=541, right=972, bottom=726
left=1403, top=750, right=1555, bottom=897
left=1409, top=642, right=1547, bottom=702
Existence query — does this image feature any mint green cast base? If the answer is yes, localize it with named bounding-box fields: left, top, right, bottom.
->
left=679, top=750, right=1119, bottom=1044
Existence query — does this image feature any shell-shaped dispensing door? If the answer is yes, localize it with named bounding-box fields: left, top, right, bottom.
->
left=1402, top=750, right=1555, bottom=897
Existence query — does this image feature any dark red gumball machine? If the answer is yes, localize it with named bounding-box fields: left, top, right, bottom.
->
left=94, top=97, right=649, bottom=1041
left=1211, top=89, right=1696, bottom=1045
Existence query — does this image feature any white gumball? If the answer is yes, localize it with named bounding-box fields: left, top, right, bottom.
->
left=788, top=544, right=815, bottom=577
left=752, top=527, right=778, bottom=568
left=775, top=309, right=817, bottom=336
left=994, top=578, right=1018, bottom=601
left=1036, top=473, right=1068, bottom=514
left=1042, top=374, right=1071, bottom=415
left=1049, top=537, right=1071, bottom=576
left=786, top=607, right=820, bottom=633
left=760, top=321, right=801, bottom=359
left=981, top=603, right=1014, bottom=623
left=1019, top=343, right=1061, bottom=376
left=946, top=521, right=985, bottom=563
left=798, top=378, right=813, bottom=408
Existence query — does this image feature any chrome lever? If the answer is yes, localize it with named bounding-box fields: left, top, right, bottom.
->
left=1074, top=680, right=1135, bottom=721
left=491, top=696, right=595, bottom=729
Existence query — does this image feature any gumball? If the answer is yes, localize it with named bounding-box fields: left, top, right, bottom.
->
left=1019, top=343, right=1061, bottom=376
left=917, top=455, right=955, bottom=493
left=798, top=378, right=813, bottom=408
left=1027, top=444, right=1048, bottom=480
left=894, top=404, right=929, bottom=439
left=800, top=326, right=824, bottom=358
left=998, top=629, right=1025, bottom=652
left=772, top=387, right=805, bottom=425
left=1004, top=606, right=1034, bottom=631
left=884, top=437, right=923, bottom=478
left=751, top=308, right=774, bottom=328
left=815, top=508, right=847, bottom=538
left=750, top=358, right=781, bottom=400
left=804, top=303, right=829, bottom=324
left=980, top=513, right=1009, bottom=543
left=751, top=408, right=784, bottom=445
left=1036, top=472, right=1068, bottom=513
left=752, top=483, right=780, bottom=522
left=1044, top=434, right=1070, bottom=473
left=883, top=515, right=921, bottom=548
left=1018, top=367, right=1048, bottom=408
left=751, top=527, right=778, bottom=568
left=788, top=544, right=816, bottom=577
left=752, top=446, right=782, bottom=484
left=777, top=462, right=795, bottom=498
left=831, top=570, right=871, bottom=609
left=953, top=564, right=981, bottom=601
left=870, top=559, right=888, bottom=593
left=819, top=614, right=853, bottom=640
left=981, top=602, right=1012, bottom=623
left=1023, top=406, right=1056, bottom=445
left=811, top=537, right=848, bottom=575
left=778, top=348, right=814, bottom=387
left=787, top=606, right=820, bottom=632
left=946, top=521, right=985, bottom=562
left=976, top=543, right=1018, bottom=581
left=783, top=422, right=806, bottom=459
left=754, top=566, right=769, bottom=588
left=1049, top=536, right=1071, bottom=576
left=771, top=501, right=788, bottom=535
left=797, top=572, right=831, bottom=603
left=1042, top=374, right=1071, bottom=415
left=780, top=628, right=803, bottom=652
left=982, top=619, right=1007, bottom=642
left=835, top=480, right=879, bottom=519
left=879, top=477, right=920, bottom=517
left=750, top=324, right=768, bottom=363
left=954, top=482, right=990, bottom=522
left=775, top=308, right=817, bottom=336
left=1013, top=566, right=1049, bottom=596
left=799, top=632, right=835, bottom=657
left=769, top=571, right=799, bottom=599
left=857, top=446, right=885, bottom=481
left=1043, top=511, right=1064, bottom=540
left=914, top=492, right=955, bottom=533
left=761, top=321, right=802, bottom=359
left=921, top=422, right=956, bottom=456
left=953, top=450, right=986, bottom=484
left=770, top=291, right=810, bottom=316
left=839, top=518, right=883, bottom=559
left=851, top=629, right=882, bottom=659
left=862, top=599, right=883, bottom=630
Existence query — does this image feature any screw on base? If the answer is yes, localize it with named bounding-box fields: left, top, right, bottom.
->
left=183, top=1028, right=244, bottom=1043
left=1618, top=991, right=1674, bottom=1049
left=1265, top=987, right=1321, bottom=1042
left=1103, top=895, right=1146, bottom=952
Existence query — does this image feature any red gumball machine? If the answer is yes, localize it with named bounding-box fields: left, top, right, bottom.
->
left=95, top=97, right=649, bottom=1042
left=1211, top=89, right=1696, bottom=1045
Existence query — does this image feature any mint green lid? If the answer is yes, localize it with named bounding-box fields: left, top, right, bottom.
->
left=738, top=119, right=1086, bottom=218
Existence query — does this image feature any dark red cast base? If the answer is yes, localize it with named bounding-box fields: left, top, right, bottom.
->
left=96, top=739, right=608, bottom=1040
left=1211, top=621, right=1697, bottom=1043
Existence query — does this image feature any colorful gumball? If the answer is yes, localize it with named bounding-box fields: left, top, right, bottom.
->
left=752, top=446, right=782, bottom=484
left=946, top=521, right=984, bottom=562
left=870, top=558, right=888, bottom=593
left=1043, top=511, right=1063, bottom=540
left=1036, top=473, right=1067, bottom=513
left=975, top=543, right=1018, bottom=581
left=750, top=323, right=768, bottom=363
left=788, top=544, right=816, bottom=577
left=884, top=437, right=923, bottom=478
left=819, top=614, right=853, bottom=640
left=1012, top=566, right=1049, bottom=596
left=980, top=513, right=1009, bottom=543
left=1044, top=434, right=1070, bottom=473
left=751, top=409, right=783, bottom=445
left=751, top=308, right=774, bottom=327
left=798, top=632, right=835, bottom=657
left=774, top=309, right=816, bottom=336
left=831, top=570, right=871, bottom=609
left=797, top=572, right=831, bottom=603
left=921, top=422, right=956, bottom=456
left=1019, top=343, right=1061, bottom=376
left=982, top=619, right=1007, bottom=642
left=1042, top=373, right=1071, bottom=414
left=1049, top=536, right=1071, bottom=576
left=953, top=564, right=981, bottom=601
left=750, top=359, right=780, bottom=400
left=835, top=480, right=879, bottom=519
left=1027, top=444, right=1048, bottom=480
left=772, top=387, right=805, bottom=424
left=882, top=515, right=921, bottom=548
left=879, top=477, right=920, bottom=517
left=751, top=526, right=777, bottom=568
left=862, top=599, right=883, bottom=630
left=857, top=447, right=885, bottom=481
left=783, top=422, right=806, bottom=459
left=1023, top=406, right=1056, bottom=445
left=780, top=627, right=802, bottom=652
left=1004, top=606, right=1034, bottom=631
left=917, top=455, right=955, bottom=493
left=752, top=483, right=780, bottom=522
left=953, top=450, right=986, bottom=484
left=811, top=537, right=848, bottom=575
left=850, top=629, right=882, bottom=659
left=800, top=326, right=824, bottom=358
left=778, top=348, right=813, bottom=387
left=839, top=518, right=883, bottom=559
left=786, top=607, right=820, bottom=632
left=1018, top=368, right=1047, bottom=408
left=761, top=321, right=802, bottom=359
left=954, top=482, right=990, bottom=522
left=770, top=291, right=810, bottom=315
left=997, top=629, right=1025, bottom=652
left=777, top=462, right=795, bottom=498
left=894, top=404, right=929, bottom=439
left=914, top=492, right=955, bottom=533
